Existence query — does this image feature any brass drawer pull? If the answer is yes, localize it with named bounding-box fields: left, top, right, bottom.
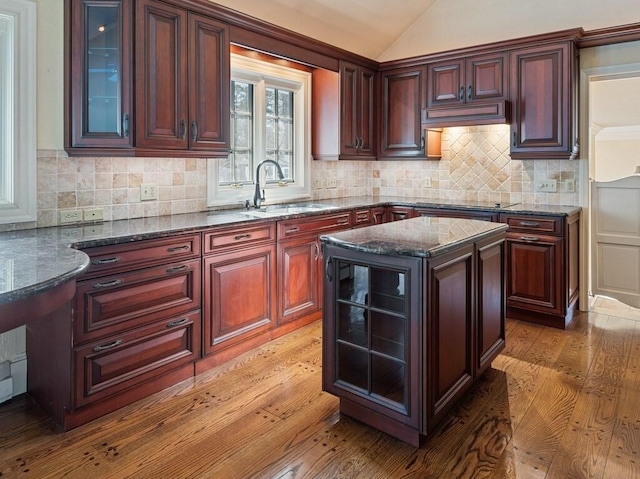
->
left=285, top=226, right=300, bottom=234
left=234, top=233, right=252, bottom=241
left=166, top=265, right=188, bottom=274
left=93, top=278, right=122, bottom=289
left=337, top=218, right=349, bottom=225
left=166, top=318, right=189, bottom=328
left=356, top=213, right=368, bottom=221
left=93, top=339, right=123, bottom=352
left=167, top=245, right=190, bottom=253
left=92, top=256, right=121, bottom=265
left=519, top=221, right=541, bottom=227
left=520, top=236, right=540, bottom=242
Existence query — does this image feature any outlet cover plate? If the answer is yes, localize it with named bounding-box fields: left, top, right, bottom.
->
left=59, top=210, right=82, bottom=224
left=141, top=184, right=158, bottom=201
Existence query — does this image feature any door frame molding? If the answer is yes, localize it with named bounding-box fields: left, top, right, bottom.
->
left=579, top=61, right=640, bottom=310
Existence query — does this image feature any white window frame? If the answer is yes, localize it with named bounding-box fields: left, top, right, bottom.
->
left=207, top=54, right=312, bottom=208
left=0, top=0, right=36, bottom=224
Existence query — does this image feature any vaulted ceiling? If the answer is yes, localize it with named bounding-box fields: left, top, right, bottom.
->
left=210, top=0, right=640, bottom=62
left=210, top=0, right=439, bottom=60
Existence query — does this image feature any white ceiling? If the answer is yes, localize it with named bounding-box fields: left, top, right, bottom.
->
left=210, top=0, right=640, bottom=61
left=210, top=0, right=438, bottom=60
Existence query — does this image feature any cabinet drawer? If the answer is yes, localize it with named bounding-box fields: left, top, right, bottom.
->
left=203, top=222, right=276, bottom=254
left=81, top=234, right=201, bottom=278
left=352, top=209, right=371, bottom=227
left=416, top=207, right=498, bottom=222
left=500, top=214, right=562, bottom=236
left=75, top=258, right=201, bottom=344
left=74, top=310, right=200, bottom=407
left=277, top=212, right=352, bottom=240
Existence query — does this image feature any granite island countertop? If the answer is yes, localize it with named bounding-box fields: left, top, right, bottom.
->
left=319, top=216, right=509, bottom=258
left=0, top=196, right=580, bottom=306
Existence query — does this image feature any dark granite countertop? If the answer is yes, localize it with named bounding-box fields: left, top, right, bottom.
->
left=320, top=217, right=509, bottom=258
left=0, top=196, right=580, bottom=306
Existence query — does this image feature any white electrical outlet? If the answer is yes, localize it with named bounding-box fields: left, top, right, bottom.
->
left=536, top=179, right=557, bottom=193
left=423, top=177, right=432, bottom=188
left=565, top=179, right=576, bottom=193
left=59, top=210, right=82, bottom=224
left=326, top=178, right=337, bottom=188
left=141, top=184, right=158, bottom=201
left=83, top=208, right=104, bottom=222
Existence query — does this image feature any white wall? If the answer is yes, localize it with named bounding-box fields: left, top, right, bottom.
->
left=35, top=0, right=63, bottom=150
left=379, top=0, right=640, bottom=61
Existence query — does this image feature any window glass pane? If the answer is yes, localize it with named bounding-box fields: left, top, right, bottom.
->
left=233, top=152, right=251, bottom=183
left=225, top=80, right=254, bottom=185
left=278, top=90, right=292, bottom=118
left=233, top=81, right=252, bottom=113
left=265, top=87, right=294, bottom=183
left=0, top=14, right=12, bottom=203
left=265, top=87, right=275, bottom=116
left=265, top=117, right=275, bottom=150
left=234, top=116, right=252, bottom=149
left=278, top=119, right=292, bottom=150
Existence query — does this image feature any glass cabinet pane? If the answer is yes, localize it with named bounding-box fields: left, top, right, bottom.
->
left=85, top=4, right=122, bottom=135
left=338, top=262, right=368, bottom=304
left=337, top=303, right=367, bottom=348
left=371, top=356, right=405, bottom=405
left=370, top=268, right=405, bottom=314
left=370, top=311, right=405, bottom=360
left=337, top=343, right=368, bottom=391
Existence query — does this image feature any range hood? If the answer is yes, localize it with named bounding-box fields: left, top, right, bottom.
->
left=422, top=100, right=510, bottom=128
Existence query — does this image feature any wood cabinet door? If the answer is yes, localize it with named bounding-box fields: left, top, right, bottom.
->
left=188, top=13, right=229, bottom=152
left=505, top=233, right=564, bottom=315
left=67, top=0, right=133, bottom=151
left=277, top=236, right=321, bottom=324
left=509, top=42, right=577, bottom=159
left=425, top=246, right=474, bottom=430
left=466, top=52, right=508, bottom=102
left=339, top=61, right=376, bottom=158
left=203, top=244, right=276, bottom=355
left=339, top=61, right=360, bottom=156
left=357, top=66, right=376, bottom=156
left=427, top=60, right=464, bottom=108
left=135, top=0, right=188, bottom=149
left=379, top=66, right=427, bottom=159
left=476, top=237, right=505, bottom=376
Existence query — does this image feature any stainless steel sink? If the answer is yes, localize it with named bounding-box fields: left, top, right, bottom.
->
left=241, top=203, right=339, bottom=217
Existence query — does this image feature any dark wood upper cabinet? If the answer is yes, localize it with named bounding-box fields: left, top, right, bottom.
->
left=135, top=0, right=188, bottom=150
left=66, top=0, right=229, bottom=157
left=424, top=52, right=508, bottom=127
left=509, top=41, right=578, bottom=160
left=379, top=66, right=428, bottom=159
left=135, top=0, right=229, bottom=156
left=188, top=13, right=230, bottom=152
left=339, top=61, right=376, bottom=159
left=66, top=0, right=133, bottom=153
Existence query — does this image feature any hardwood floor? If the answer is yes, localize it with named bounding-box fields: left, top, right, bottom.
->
left=1, top=298, right=639, bottom=478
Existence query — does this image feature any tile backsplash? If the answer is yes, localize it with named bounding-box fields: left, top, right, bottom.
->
left=7, top=125, right=579, bottom=232
left=313, top=124, right=580, bottom=206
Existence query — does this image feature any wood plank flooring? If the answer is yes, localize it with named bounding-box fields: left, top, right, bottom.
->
left=1, top=298, right=639, bottom=478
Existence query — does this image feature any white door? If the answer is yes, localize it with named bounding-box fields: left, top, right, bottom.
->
left=591, top=175, right=640, bottom=308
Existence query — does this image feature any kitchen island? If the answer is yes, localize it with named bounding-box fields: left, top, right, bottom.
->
left=320, top=216, right=508, bottom=446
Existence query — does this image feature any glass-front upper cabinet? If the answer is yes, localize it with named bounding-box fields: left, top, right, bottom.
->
left=67, top=0, right=132, bottom=152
